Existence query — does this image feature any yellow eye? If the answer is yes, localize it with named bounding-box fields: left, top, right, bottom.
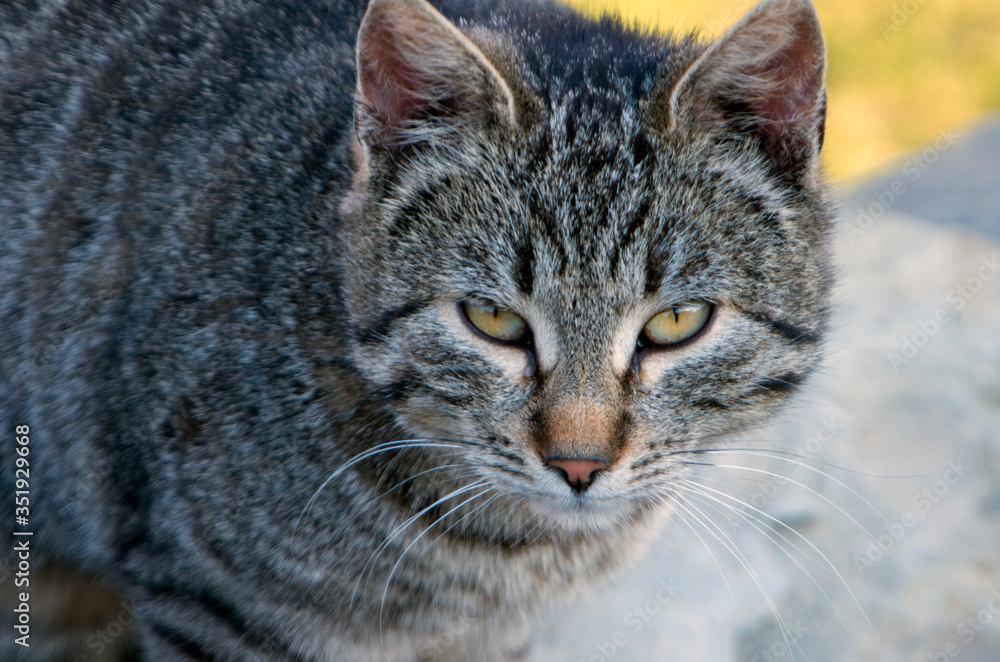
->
left=462, top=299, right=528, bottom=342
left=642, top=301, right=712, bottom=346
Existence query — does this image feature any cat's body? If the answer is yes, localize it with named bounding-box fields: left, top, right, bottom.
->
left=0, top=0, right=832, bottom=660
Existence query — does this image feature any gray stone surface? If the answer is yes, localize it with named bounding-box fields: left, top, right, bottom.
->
left=533, top=205, right=1000, bottom=658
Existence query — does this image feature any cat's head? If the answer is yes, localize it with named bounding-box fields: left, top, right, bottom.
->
left=337, top=0, right=832, bottom=533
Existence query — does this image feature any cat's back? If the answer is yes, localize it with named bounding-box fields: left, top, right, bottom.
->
left=0, top=0, right=367, bottom=219
left=0, top=0, right=378, bottom=562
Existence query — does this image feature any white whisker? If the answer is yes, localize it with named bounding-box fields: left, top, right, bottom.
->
left=293, top=439, right=475, bottom=532
left=379, top=463, right=466, bottom=498
left=378, top=486, right=497, bottom=655
left=668, top=499, right=743, bottom=622
left=679, top=458, right=893, bottom=552
left=672, top=446, right=922, bottom=479
left=351, top=479, right=491, bottom=608
left=665, top=495, right=799, bottom=661
left=675, top=480, right=869, bottom=637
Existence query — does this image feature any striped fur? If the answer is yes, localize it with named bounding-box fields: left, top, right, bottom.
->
left=0, top=0, right=832, bottom=659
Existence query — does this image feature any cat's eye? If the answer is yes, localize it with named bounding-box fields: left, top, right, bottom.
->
left=640, top=301, right=712, bottom=347
left=462, top=299, right=529, bottom=343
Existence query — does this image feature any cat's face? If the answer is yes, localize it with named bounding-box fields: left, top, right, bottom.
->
left=338, top=0, right=831, bottom=533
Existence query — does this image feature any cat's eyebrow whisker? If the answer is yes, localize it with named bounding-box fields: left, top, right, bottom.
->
left=378, top=486, right=498, bottom=654
left=675, top=479, right=874, bottom=635
left=294, top=439, right=480, bottom=533
left=351, top=480, right=492, bottom=609
left=664, top=495, right=799, bottom=660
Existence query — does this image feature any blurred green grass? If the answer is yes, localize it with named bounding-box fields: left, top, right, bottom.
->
left=562, top=0, right=1000, bottom=182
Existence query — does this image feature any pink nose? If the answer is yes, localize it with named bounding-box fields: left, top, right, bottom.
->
left=546, top=458, right=609, bottom=493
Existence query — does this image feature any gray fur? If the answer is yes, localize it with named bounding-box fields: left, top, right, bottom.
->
left=0, top=0, right=833, bottom=659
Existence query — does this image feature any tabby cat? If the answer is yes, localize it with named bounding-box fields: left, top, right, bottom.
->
left=0, top=0, right=832, bottom=659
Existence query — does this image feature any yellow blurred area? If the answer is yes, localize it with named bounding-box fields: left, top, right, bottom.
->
left=562, top=0, right=1000, bottom=182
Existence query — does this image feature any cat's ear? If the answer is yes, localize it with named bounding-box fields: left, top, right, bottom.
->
left=647, top=0, right=827, bottom=176
left=354, top=0, right=518, bottom=150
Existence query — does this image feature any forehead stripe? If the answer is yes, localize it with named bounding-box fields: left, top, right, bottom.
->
left=356, top=298, right=431, bottom=346
left=514, top=236, right=535, bottom=296
left=608, top=195, right=653, bottom=276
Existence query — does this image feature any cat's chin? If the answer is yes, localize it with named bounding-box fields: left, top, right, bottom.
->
left=525, top=494, right=656, bottom=535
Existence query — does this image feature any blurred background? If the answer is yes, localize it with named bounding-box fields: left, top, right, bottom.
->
left=564, top=0, right=1000, bottom=184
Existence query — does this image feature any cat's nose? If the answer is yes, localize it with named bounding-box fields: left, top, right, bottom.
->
left=546, top=458, right=608, bottom=493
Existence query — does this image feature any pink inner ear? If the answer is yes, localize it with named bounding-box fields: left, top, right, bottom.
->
left=355, top=0, right=516, bottom=148
left=359, top=24, right=428, bottom=128
left=742, top=17, right=825, bottom=146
